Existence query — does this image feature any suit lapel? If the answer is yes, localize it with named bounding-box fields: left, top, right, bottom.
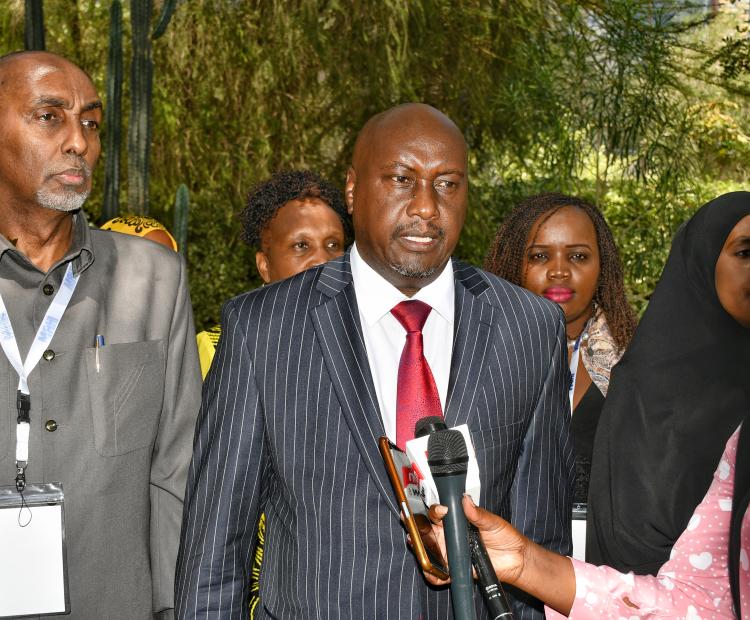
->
left=310, top=254, right=398, bottom=514
left=444, top=260, right=496, bottom=428
left=310, top=257, right=498, bottom=513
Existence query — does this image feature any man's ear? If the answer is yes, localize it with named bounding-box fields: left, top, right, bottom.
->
left=256, top=251, right=271, bottom=284
left=345, top=167, right=355, bottom=215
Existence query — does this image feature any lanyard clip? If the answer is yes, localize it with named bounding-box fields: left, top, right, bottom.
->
left=15, top=464, right=26, bottom=492
left=16, top=390, right=30, bottom=424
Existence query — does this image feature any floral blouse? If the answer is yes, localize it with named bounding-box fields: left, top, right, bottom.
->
left=578, top=308, right=622, bottom=397
left=546, top=426, right=748, bottom=619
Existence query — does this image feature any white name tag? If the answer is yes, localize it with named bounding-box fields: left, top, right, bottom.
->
left=0, top=483, right=69, bottom=617
left=572, top=503, right=587, bottom=561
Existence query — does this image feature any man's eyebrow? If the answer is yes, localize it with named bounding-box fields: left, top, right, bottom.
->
left=437, top=169, right=465, bottom=177
left=31, top=97, right=102, bottom=112
left=33, top=96, right=67, bottom=107
left=380, top=162, right=466, bottom=177
left=381, top=161, right=416, bottom=171
left=83, top=100, right=103, bottom=112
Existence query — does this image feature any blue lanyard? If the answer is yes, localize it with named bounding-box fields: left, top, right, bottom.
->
left=568, top=332, right=583, bottom=414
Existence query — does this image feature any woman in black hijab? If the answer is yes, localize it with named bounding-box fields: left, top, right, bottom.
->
left=587, top=191, right=750, bottom=575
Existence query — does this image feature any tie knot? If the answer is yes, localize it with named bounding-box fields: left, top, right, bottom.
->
left=391, top=300, right=432, bottom=333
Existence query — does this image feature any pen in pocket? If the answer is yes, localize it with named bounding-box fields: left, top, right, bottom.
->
left=95, top=334, right=105, bottom=372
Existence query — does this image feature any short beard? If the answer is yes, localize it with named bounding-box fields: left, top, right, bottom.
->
left=388, top=221, right=445, bottom=280
left=36, top=187, right=89, bottom=212
left=36, top=156, right=92, bottom=212
left=389, top=261, right=437, bottom=280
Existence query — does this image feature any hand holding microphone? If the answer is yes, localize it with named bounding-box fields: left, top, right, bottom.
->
left=417, top=418, right=513, bottom=620
left=425, top=496, right=576, bottom=617
left=383, top=417, right=514, bottom=618
left=426, top=495, right=527, bottom=588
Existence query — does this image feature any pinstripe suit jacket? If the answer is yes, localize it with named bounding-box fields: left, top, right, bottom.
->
left=176, top=253, right=573, bottom=620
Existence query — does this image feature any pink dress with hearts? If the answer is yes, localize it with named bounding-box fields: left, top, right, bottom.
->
left=546, top=426, right=748, bottom=619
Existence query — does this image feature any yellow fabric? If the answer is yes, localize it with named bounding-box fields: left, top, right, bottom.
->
left=196, top=325, right=221, bottom=379
left=100, top=215, right=178, bottom=251
left=249, top=514, right=266, bottom=618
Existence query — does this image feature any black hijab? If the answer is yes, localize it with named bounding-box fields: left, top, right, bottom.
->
left=587, top=191, right=750, bottom=575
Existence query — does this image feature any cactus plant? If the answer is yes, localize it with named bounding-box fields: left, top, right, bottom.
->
left=102, top=0, right=123, bottom=223
left=24, top=0, right=45, bottom=51
left=127, top=0, right=154, bottom=215
left=152, top=0, right=178, bottom=39
left=173, top=184, right=189, bottom=256
left=125, top=0, right=179, bottom=216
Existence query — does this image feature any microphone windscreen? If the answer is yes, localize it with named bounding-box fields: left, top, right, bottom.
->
left=414, top=416, right=448, bottom=438
left=427, top=429, right=469, bottom=475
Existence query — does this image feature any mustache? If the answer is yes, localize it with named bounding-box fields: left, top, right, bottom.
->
left=45, top=156, right=92, bottom=179
left=390, top=221, right=445, bottom=240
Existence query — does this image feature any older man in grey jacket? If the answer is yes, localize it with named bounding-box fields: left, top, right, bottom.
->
left=0, top=51, right=201, bottom=618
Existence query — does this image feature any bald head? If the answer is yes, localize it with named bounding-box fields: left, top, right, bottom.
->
left=352, top=103, right=467, bottom=170
left=0, top=50, right=87, bottom=70
left=345, top=103, right=469, bottom=296
left=0, top=51, right=94, bottom=95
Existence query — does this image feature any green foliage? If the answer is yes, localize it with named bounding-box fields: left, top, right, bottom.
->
left=2, top=1, right=750, bottom=329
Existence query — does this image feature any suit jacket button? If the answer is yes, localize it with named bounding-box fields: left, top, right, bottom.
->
left=42, top=284, right=54, bottom=295
left=43, top=349, right=55, bottom=361
left=45, top=420, right=58, bottom=432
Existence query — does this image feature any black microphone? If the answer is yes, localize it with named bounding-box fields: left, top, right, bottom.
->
left=416, top=418, right=514, bottom=620
left=468, top=526, right=514, bottom=619
left=427, top=429, right=477, bottom=620
left=415, top=415, right=448, bottom=438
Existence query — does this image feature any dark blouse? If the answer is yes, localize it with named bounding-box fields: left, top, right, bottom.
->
left=571, top=381, right=605, bottom=505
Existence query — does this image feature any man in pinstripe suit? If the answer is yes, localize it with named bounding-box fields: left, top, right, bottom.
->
left=176, top=103, right=573, bottom=619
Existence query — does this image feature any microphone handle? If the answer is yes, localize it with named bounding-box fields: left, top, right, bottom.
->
left=434, top=475, right=476, bottom=620
left=468, top=524, right=514, bottom=619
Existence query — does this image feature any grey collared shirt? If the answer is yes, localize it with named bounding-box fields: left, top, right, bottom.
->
left=0, top=213, right=93, bottom=356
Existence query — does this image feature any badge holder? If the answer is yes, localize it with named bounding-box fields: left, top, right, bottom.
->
left=571, top=502, right=587, bottom=561
left=0, top=482, right=70, bottom=617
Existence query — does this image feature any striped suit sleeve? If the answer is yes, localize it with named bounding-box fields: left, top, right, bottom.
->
left=175, top=299, right=265, bottom=618
left=509, top=309, right=573, bottom=617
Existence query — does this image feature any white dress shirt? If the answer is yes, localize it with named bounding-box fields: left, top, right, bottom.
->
left=350, top=243, right=455, bottom=442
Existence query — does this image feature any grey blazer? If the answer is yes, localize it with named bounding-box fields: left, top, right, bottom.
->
left=176, top=253, right=573, bottom=620
left=0, top=221, right=202, bottom=619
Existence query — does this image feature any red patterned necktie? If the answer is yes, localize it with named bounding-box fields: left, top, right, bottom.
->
left=391, top=300, right=443, bottom=450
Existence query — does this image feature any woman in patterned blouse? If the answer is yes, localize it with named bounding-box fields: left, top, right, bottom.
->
left=426, top=418, right=748, bottom=619
left=484, top=192, right=637, bottom=557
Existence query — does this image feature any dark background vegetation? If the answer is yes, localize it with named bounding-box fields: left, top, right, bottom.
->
left=2, top=0, right=750, bottom=329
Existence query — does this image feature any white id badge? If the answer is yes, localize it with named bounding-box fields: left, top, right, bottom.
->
left=0, top=482, right=70, bottom=617
left=572, top=503, right=587, bottom=561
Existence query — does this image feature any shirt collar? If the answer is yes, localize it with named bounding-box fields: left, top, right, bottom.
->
left=350, top=242, right=455, bottom=327
left=0, top=210, right=94, bottom=275
left=69, top=211, right=95, bottom=275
